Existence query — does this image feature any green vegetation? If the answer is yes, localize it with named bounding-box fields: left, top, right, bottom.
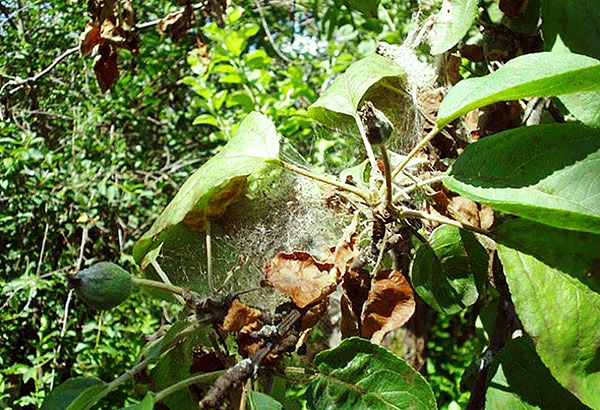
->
left=1, top=0, right=599, bottom=409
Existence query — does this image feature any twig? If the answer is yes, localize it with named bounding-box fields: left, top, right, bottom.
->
left=379, top=144, right=393, bottom=210
left=35, top=223, right=49, bottom=277
left=393, top=205, right=490, bottom=236
left=131, top=277, right=186, bottom=296
left=206, top=219, right=214, bottom=291
left=355, top=115, right=380, bottom=177
left=391, top=125, right=440, bottom=180
left=253, top=0, right=293, bottom=64
left=272, top=159, right=373, bottom=205
left=153, top=370, right=224, bottom=403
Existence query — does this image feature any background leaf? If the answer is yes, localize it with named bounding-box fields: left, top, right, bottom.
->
left=305, top=337, right=437, bottom=409
left=248, top=391, right=283, bottom=410
left=437, top=52, right=600, bottom=127
left=428, top=0, right=479, bottom=55
left=40, top=377, right=103, bottom=410
left=133, top=112, right=279, bottom=262
left=410, top=225, right=487, bottom=315
left=444, top=123, right=600, bottom=233
left=497, top=245, right=600, bottom=409
left=485, top=336, right=589, bottom=410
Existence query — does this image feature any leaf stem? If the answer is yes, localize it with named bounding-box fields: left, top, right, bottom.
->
left=154, top=370, right=224, bottom=403
left=393, top=205, right=490, bottom=236
left=379, top=144, right=393, bottom=210
left=131, top=277, right=185, bottom=296
left=271, top=159, right=373, bottom=205
left=391, top=125, right=440, bottom=180
left=355, top=115, right=380, bottom=175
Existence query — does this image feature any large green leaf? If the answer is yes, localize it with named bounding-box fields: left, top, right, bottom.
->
left=133, top=112, right=279, bottom=262
left=485, top=336, right=589, bottom=410
left=497, top=245, right=600, bottom=408
left=248, top=391, right=283, bottom=410
left=541, top=0, right=600, bottom=60
left=308, top=54, right=406, bottom=134
left=493, top=219, right=600, bottom=293
left=428, top=0, right=479, bottom=55
left=437, top=52, right=600, bottom=127
left=305, top=337, right=436, bottom=409
left=444, top=123, right=600, bottom=233
left=40, top=377, right=103, bottom=410
left=410, top=225, right=487, bottom=315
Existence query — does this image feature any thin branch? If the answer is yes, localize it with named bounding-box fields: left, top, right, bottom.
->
left=355, top=115, right=380, bottom=177
left=394, top=205, right=490, bottom=236
left=206, top=219, right=214, bottom=291
left=153, top=370, right=224, bottom=402
left=131, top=277, right=186, bottom=296
left=253, top=0, right=293, bottom=64
left=379, top=144, right=393, bottom=210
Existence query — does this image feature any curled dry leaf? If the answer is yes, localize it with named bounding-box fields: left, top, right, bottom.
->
left=263, top=251, right=335, bottom=309
left=361, top=269, right=415, bottom=345
left=325, top=212, right=360, bottom=279
left=450, top=196, right=480, bottom=228
left=340, top=269, right=370, bottom=338
left=221, top=299, right=263, bottom=334
left=296, top=299, right=329, bottom=350
left=158, top=5, right=195, bottom=41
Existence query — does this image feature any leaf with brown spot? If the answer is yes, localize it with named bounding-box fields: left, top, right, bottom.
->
left=263, top=252, right=335, bottom=309
left=93, top=43, right=119, bottom=93
left=361, top=270, right=415, bottom=344
left=221, top=299, right=263, bottom=334
left=340, top=269, right=370, bottom=338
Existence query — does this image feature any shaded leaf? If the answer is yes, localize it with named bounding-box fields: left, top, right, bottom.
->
left=437, top=52, right=600, bottom=127
left=133, top=112, right=279, bottom=262
left=248, top=391, right=283, bottom=410
left=308, top=54, right=406, bottom=133
left=40, top=377, right=103, bottom=410
left=361, top=269, right=415, bottom=344
left=497, top=245, right=600, bottom=408
left=444, top=123, right=600, bottom=233
left=262, top=251, right=335, bottom=309
left=411, top=225, right=487, bottom=314
left=66, top=383, right=108, bottom=410
left=485, top=335, right=589, bottom=410
left=121, top=393, right=155, bottom=410
left=428, top=0, right=479, bottom=55
left=305, top=337, right=436, bottom=409
left=345, top=0, right=381, bottom=18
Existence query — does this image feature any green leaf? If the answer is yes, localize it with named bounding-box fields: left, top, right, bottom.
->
left=308, top=54, right=406, bottom=134
left=497, top=245, right=600, bottom=409
left=66, top=383, right=109, bottom=410
left=541, top=0, right=600, bottom=60
left=493, top=219, right=600, bottom=293
left=428, top=0, right=479, bottom=55
left=305, top=337, right=437, bottom=409
left=485, top=336, right=589, bottom=410
left=248, top=391, right=283, bottom=410
left=410, top=225, right=487, bottom=315
left=193, top=114, right=219, bottom=127
left=344, top=0, right=381, bottom=18
left=444, top=123, right=600, bottom=233
left=133, top=112, right=279, bottom=262
left=121, top=393, right=155, bottom=410
left=437, top=52, right=600, bottom=127
left=40, top=377, right=103, bottom=410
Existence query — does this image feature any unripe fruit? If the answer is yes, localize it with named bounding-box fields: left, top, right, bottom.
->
left=69, top=262, right=132, bottom=310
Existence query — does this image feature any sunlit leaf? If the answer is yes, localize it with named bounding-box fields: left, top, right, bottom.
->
left=428, top=0, right=479, bottom=55
left=437, top=52, right=600, bottom=127
left=444, top=123, right=600, bottom=233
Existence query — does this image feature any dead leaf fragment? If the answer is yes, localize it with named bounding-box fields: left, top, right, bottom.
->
left=340, top=269, right=370, bottom=338
left=263, top=252, right=335, bottom=309
left=450, top=196, right=480, bottom=228
left=159, top=5, right=195, bottom=41
left=324, top=212, right=360, bottom=279
left=93, top=43, right=119, bottom=93
left=479, top=205, right=495, bottom=230
left=361, top=270, right=415, bottom=344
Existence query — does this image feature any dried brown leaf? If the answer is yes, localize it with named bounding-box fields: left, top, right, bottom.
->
left=93, top=42, right=119, bottom=93
left=221, top=299, right=263, bottom=334
left=361, top=270, right=415, bottom=344
left=479, top=205, right=495, bottom=230
left=450, top=196, right=480, bottom=228
left=324, top=212, right=360, bottom=279
left=80, top=23, right=104, bottom=55
left=159, top=6, right=195, bottom=41
left=263, top=252, right=335, bottom=309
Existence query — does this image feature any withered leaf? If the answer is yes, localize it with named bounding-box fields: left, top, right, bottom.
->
left=340, top=269, right=370, bottom=339
left=159, top=6, right=195, bottom=42
left=263, top=251, right=335, bottom=309
left=325, top=212, right=360, bottom=279
left=93, top=43, right=119, bottom=93
left=221, top=299, right=263, bottom=334
left=450, top=196, right=480, bottom=228
left=361, top=269, right=415, bottom=344
left=80, top=23, right=103, bottom=55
